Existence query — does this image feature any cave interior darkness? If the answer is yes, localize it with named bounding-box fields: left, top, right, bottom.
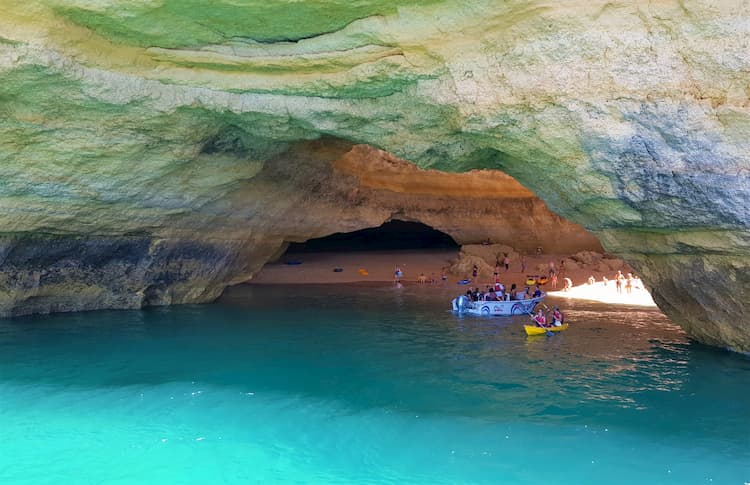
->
left=284, top=220, right=459, bottom=254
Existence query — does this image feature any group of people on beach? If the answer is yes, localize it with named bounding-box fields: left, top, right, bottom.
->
left=394, top=266, right=449, bottom=286
left=587, top=270, right=642, bottom=295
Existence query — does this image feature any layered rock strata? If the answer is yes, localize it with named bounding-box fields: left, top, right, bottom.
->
left=0, top=140, right=601, bottom=317
left=0, top=1, right=748, bottom=350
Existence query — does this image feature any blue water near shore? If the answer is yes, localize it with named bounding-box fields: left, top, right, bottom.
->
left=1, top=284, right=748, bottom=484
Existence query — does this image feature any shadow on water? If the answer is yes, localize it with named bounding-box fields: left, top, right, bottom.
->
left=1, top=284, right=748, bottom=450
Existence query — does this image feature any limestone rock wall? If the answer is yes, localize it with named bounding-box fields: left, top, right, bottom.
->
left=0, top=140, right=601, bottom=317
left=0, top=1, right=748, bottom=350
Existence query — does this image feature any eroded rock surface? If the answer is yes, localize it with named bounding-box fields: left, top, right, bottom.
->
left=0, top=1, right=748, bottom=350
left=0, top=140, right=600, bottom=316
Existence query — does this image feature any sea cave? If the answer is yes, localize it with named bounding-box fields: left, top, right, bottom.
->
left=1, top=1, right=749, bottom=483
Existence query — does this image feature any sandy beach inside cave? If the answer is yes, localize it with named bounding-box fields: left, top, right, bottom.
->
left=250, top=249, right=657, bottom=307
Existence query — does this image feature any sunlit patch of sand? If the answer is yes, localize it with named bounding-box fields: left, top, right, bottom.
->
left=548, top=281, right=656, bottom=307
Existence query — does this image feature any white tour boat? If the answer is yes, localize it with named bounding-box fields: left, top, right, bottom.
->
left=451, top=294, right=545, bottom=317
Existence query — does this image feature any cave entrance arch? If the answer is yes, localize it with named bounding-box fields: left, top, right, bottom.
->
left=253, top=220, right=460, bottom=284
left=285, top=220, right=459, bottom=254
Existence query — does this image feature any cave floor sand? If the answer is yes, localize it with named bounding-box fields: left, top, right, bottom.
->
left=548, top=282, right=657, bottom=307
left=250, top=249, right=655, bottom=307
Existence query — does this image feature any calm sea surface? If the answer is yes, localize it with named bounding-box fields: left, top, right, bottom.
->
left=0, top=284, right=748, bottom=484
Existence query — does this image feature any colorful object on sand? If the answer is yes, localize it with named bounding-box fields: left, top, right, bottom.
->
left=285, top=260, right=303, bottom=265
left=358, top=268, right=369, bottom=276
left=524, top=324, right=569, bottom=336
left=537, top=276, right=549, bottom=285
left=457, top=279, right=471, bottom=285
left=525, top=276, right=537, bottom=286
left=333, top=267, right=343, bottom=272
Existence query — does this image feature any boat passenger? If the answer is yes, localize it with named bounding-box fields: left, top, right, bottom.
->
left=533, top=285, right=542, bottom=298
left=509, top=283, right=517, bottom=300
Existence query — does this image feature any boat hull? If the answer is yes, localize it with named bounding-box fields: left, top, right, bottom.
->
left=524, top=324, right=569, bottom=335
left=452, top=295, right=545, bottom=316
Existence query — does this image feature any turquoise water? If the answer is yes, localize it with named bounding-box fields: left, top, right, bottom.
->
left=1, top=284, right=748, bottom=484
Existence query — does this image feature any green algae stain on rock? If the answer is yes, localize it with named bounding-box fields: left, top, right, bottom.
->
left=53, top=0, right=446, bottom=48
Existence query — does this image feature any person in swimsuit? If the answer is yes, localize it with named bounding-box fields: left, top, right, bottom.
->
left=533, top=309, right=548, bottom=327
left=551, top=307, right=564, bottom=326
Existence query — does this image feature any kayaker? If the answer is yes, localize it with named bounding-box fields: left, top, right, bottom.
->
left=552, top=307, right=564, bottom=326
left=532, top=309, right=547, bottom=327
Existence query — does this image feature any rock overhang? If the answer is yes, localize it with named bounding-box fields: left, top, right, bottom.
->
left=0, top=0, right=748, bottom=350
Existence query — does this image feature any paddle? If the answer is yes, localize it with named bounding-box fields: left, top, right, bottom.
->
left=528, top=311, right=553, bottom=336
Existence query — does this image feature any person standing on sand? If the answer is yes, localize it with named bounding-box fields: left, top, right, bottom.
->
left=615, top=270, right=623, bottom=294
left=551, top=273, right=558, bottom=289
left=548, top=260, right=556, bottom=277
left=472, top=264, right=478, bottom=280
left=494, top=263, right=500, bottom=281
left=625, top=273, right=633, bottom=294
left=503, top=255, right=511, bottom=272
left=563, top=277, right=573, bottom=291
left=521, top=256, right=527, bottom=273
left=394, top=266, right=403, bottom=283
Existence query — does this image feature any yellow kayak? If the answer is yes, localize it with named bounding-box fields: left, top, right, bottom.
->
left=524, top=324, right=569, bottom=336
